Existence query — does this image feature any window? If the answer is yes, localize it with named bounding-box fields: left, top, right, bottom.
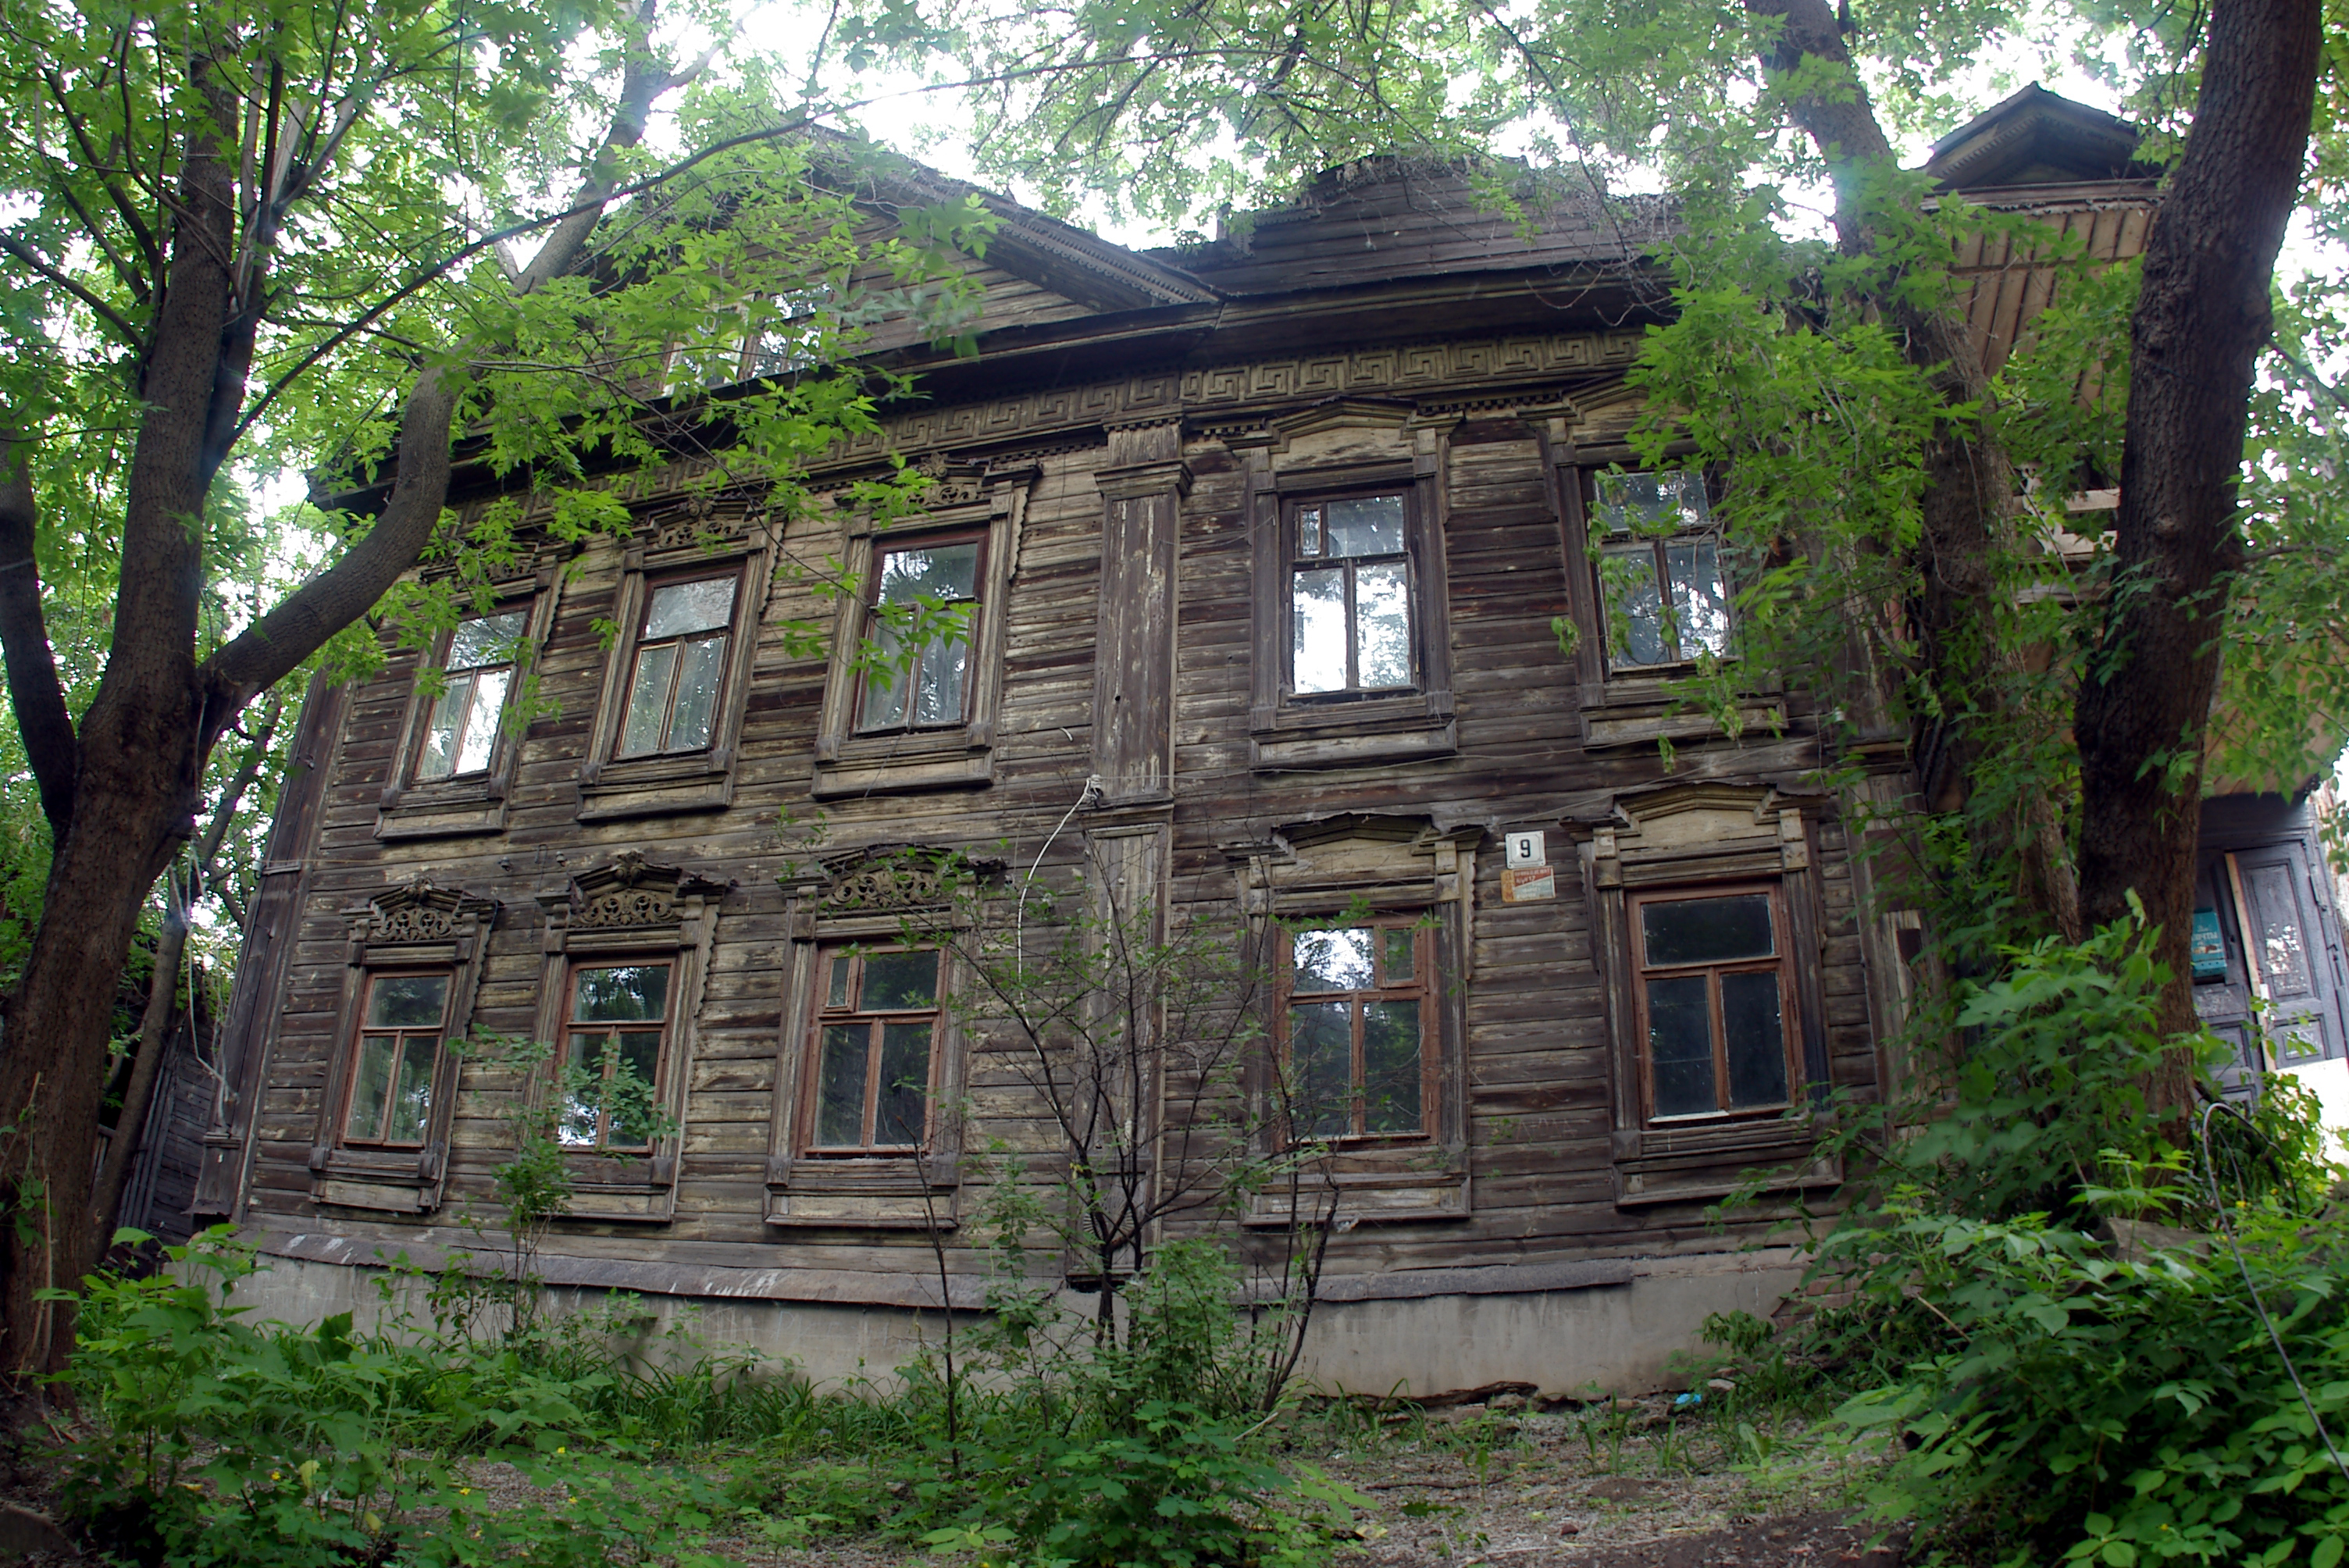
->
left=309, top=883, right=497, bottom=1214
left=1288, top=494, right=1414, bottom=697
left=806, top=947, right=943, bottom=1152
left=560, top=962, right=673, bottom=1151
left=413, top=611, right=526, bottom=781
left=617, top=575, right=738, bottom=759
left=1281, top=921, right=1433, bottom=1140
left=1239, top=431, right=1455, bottom=772
left=1592, top=471, right=1731, bottom=671
left=811, top=469, right=1031, bottom=800
left=854, top=536, right=982, bottom=734
left=340, top=973, right=451, bottom=1146
left=1630, top=886, right=1795, bottom=1121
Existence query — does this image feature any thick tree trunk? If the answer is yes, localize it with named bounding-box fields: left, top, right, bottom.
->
left=2075, top=0, right=2322, bottom=1120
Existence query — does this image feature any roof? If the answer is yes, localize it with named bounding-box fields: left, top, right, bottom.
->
left=1923, top=83, right=2155, bottom=190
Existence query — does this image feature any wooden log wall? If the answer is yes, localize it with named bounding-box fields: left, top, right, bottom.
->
left=231, top=338, right=1880, bottom=1295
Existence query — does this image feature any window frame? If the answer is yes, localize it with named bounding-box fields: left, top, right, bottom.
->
left=308, top=884, right=497, bottom=1214
left=1274, top=918, right=1438, bottom=1145
left=767, top=850, right=979, bottom=1228
left=528, top=857, right=724, bottom=1223
left=1625, top=882, right=1799, bottom=1125
left=1281, top=490, right=1421, bottom=701
left=1574, top=788, right=1839, bottom=1209
left=800, top=945, right=947, bottom=1155
left=337, top=969, right=455, bottom=1150
left=1535, top=422, right=1784, bottom=751
left=811, top=467, right=1031, bottom=800
left=376, top=560, right=558, bottom=840
left=577, top=503, right=772, bottom=822
left=1242, top=435, right=1456, bottom=772
left=1586, top=469, right=1733, bottom=675
left=850, top=529, right=990, bottom=738
left=558, top=958, right=677, bottom=1153
left=611, top=569, right=743, bottom=761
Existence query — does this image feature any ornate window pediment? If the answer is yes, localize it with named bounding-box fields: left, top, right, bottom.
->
left=362, top=879, right=499, bottom=946
left=557, top=853, right=729, bottom=934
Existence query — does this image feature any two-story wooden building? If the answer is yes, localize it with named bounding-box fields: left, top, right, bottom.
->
left=165, top=88, right=2349, bottom=1395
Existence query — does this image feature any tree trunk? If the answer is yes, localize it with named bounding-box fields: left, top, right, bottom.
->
left=2075, top=0, right=2323, bottom=1121
left=91, top=906, right=191, bottom=1239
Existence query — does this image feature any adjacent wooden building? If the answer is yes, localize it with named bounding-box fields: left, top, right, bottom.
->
left=176, top=88, right=2349, bottom=1393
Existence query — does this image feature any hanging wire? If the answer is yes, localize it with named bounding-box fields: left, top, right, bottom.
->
left=2198, top=1097, right=2349, bottom=1490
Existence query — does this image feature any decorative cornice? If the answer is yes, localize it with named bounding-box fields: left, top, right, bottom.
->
left=360, top=878, right=497, bottom=943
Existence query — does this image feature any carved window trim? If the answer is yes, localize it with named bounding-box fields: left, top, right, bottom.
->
left=576, top=494, right=775, bottom=821
left=376, top=560, right=560, bottom=840
left=765, top=849, right=981, bottom=1228
left=529, top=856, right=726, bottom=1222
left=1242, top=422, right=1457, bottom=772
left=1535, top=423, right=1784, bottom=750
left=308, top=882, right=497, bottom=1213
left=1571, top=785, right=1840, bottom=1209
left=1230, top=817, right=1475, bottom=1226
left=811, top=465, right=1032, bottom=799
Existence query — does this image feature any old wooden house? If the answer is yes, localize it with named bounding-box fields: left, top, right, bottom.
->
left=169, top=87, right=2349, bottom=1395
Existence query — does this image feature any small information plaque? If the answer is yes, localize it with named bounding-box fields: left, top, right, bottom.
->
left=1501, top=866, right=1557, bottom=903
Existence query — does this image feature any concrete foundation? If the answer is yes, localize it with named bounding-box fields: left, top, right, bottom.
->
left=200, top=1245, right=1802, bottom=1399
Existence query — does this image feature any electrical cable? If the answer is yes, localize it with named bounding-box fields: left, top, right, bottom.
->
left=2198, top=1097, right=2349, bottom=1491
left=1015, top=772, right=1103, bottom=978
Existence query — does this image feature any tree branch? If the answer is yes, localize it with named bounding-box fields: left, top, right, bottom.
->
left=0, top=434, right=80, bottom=836
left=0, top=233, right=146, bottom=349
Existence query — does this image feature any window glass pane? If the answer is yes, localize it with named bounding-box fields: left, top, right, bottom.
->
left=643, top=577, right=736, bottom=639
left=878, top=541, right=979, bottom=604
left=574, top=964, right=668, bottom=1023
left=1641, top=895, right=1775, bottom=967
left=1602, top=545, right=1666, bottom=666
left=1292, top=568, right=1348, bottom=693
left=1382, top=927, right=1416, bottom=984
left=1355, top=561, right=1413, bottom=688
left=914, top=630, right=969, bottom=725
left=1666, top=539, right=1731, bottom=658
left=385, top=1040, right=437, bottom=1143
left=875, top=1021, right=933, bottom=1145
left=815, top=1024, right=870, bottom=1146
left=2246, top=863, right=2314, bottom=998
left=666, top=636, right=725, bottom=751
left=863, top=950, right=939, bottom=1010
left=447, top=611, right=526, bottom=671
left=368, top=975, right=449, bottom=1028
left=1324, top=495, right=1405, bottom=557
left=1646, top=975, right=1718, bottom=1117
left=1598, top=471, right=1709, bottom=535
left=619, top=643, right=678, bottom=757
left=560, top=1032, right=606, bottom=1145
left=1721, top=972, right=1788, bottom=1109
left=454, top=668, right=509, bottom=774
left=1297, top=507, right=1322, bottom=557
left=1361, top=1001, right=1422, bottom=1134
left=1293, top=928, right=1374, bottom=992
left=857, top=622, right=911, bottom=730
left=1289, top=1002, right=1352, bottom=1139
left=609, top=1031, right=663, bottom=1146
left=827, top=956, right=852, bottom=1009
left=344, top=1035, right=397, bottom=1141
left=415, top=679, right=470, bottom=781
